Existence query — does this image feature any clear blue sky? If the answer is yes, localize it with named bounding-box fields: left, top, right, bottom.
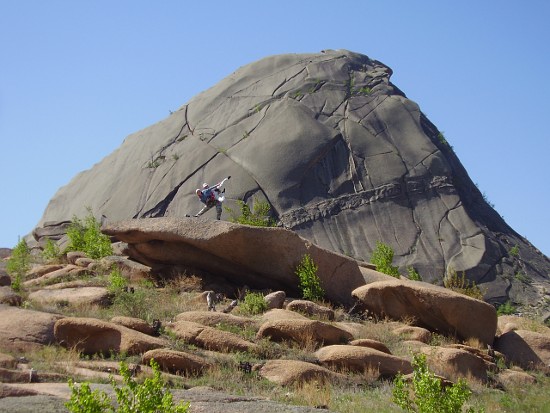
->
left=1, top=1, right=549, bottom=257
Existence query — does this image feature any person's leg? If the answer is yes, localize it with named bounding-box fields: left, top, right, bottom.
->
left=195, top=204, right=212, bottom=217
left=216, top=202, right=222, bottom=220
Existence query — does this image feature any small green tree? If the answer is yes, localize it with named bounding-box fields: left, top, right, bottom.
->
left=407, top=266, right=422, bottom=281
left=295, top=254, right=325, bottom=301
left=6, top=238, right=31, bottom=292
left=370, top=241, right=400, bottom=278
left=226, top=199, right=276, bottom=227
left=66, top=208, right=113, bottom=259
left=66, top=359, right=190, bottom=413
left=393, top=353, right=478, bottom=413
left=41, top=238, right=62, bottom=263
left=240, top=291, right=268, bottom=315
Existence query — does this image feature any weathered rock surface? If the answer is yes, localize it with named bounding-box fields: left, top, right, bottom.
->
left=142, top=348, right=210, bottom=375
left=349, top=338, right=391, bottom=354
left=53, top=317, right=166, bottom=355
left=28, top=287, right=110, bottom=307
left=22, top=265, right=88, bottom=288
left=175, top=310, right=256, bottom=328
left=418, top=346, right=492, bottom=382
left=264, top=291, right=286, bottom=309
left=0, top=287, right=21, bottom=306
left=315, top=345, right=412, bottom=377
left=100, top=255, right=152, bottom=282
left=102, top=218, right=369, bottom=305
left=494, top=329, right=550, bottom=371
left=392, top=326, right=432, bottom=344
left=286, top=299, right=335, bottom=320
left=259, top=359, right=344, bottom=386
left=110, top=316, right=155, bottom=335
left=168, top=320, right=257, bottom=352
left=0, top=383, right=333, bottom=413
left=352, top=279, right=497, bottom=346
left=31, top=50, right=549, bottom=309
left=257, top=319, right=353, bottom=346
left=0, top=305, right=63, bottom=352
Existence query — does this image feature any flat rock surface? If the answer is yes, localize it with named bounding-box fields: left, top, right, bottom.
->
left=0, top=383, right=333, bottom=413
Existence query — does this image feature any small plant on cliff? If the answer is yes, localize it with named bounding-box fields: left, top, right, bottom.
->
left=393, top=353, right=479, bottom=413
left=443, top=269, right=484, bottom=300
left=407, top=266, right=422, bottom=281
left=295, top=254, right=325, bottom=301
left=66, top=359, right=190, bottom=413
left=370, top=241, right=400, bottom=278
left=225, top=199, right=276, bottom=227
left=66, top=208, right=112, bottom=259
left=496, top=300, right=517, bottom=316
left=6, top=238, right=31, bottom=292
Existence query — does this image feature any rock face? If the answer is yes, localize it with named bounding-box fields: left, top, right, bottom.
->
left=31, top=49, right=550, bottom=307
left=102, top=217, right=368, bottom=305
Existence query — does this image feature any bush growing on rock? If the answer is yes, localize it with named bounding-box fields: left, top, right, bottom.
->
left=240, top=291, right=268, bottom=315
left=225, top=199, right=276, bottom=227
left=66, top=209, right=113, bottom=259
left=66, top=359, right=190, bottom=413
left=370, top=241, right=400, bottom=278
left=392, top=353, right=480, bottom=413
left=6, top=238, right=31, bottom=292
left=295, top=254, right=324, bottom=302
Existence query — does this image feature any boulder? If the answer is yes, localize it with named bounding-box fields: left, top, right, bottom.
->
left=67, top=251, right=88, bottom=264
left=264, top=291, right=286, bottom=310
left=259, top=359, right=344, bottom=386
left=168, top=320, right=257, bottom=353
left=315, top=345, right=412, bottom=377
left=418, top=346, right=491, bottom=382
left=102, top=218, right=369, bottom=305
left=75, top=257, right=95, bottom=268
left=349, top=338, right=391, bottom=354
left=496, top=369, right=537, bottom=389
left=497, top=315, right=550, bottom=336
left=142, top=348, right=210, bottom=375
left=0, top=305, right=63, bottom=352
left=260, top=309, right=309, bottom=323
left=393, top=326, right=432, bottom=344
left=111, top=316, right=155, bottom=335
left=256, top=319, right=352, bottom=346
left=54, top=317, right=166, bottom=355
left=28, top=287, right=110, bottom=307
left=0, top=286, right=22, bottom=306
left=175, top=311, right=256, bottom=328
left=100, top=256, right=152, bottom=282
left=494, top=329, right=550, bottom=371
left=23, top=265, right=88, bottom=288
left=352, top=279, right=497, bottom=346
left=286, top=300, right=334, bottom=320
left=24, top=264, right=65, bottom=281
left=0, top=272, right=11, bottom=287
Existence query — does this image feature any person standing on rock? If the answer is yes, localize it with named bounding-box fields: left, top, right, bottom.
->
left=194, top=176, right=231, bottom=220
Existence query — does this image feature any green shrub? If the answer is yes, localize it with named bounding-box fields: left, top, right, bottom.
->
left=509, top=244, right=519, bottom=257
left=107, top=267, right=128, bottom=294
left=6, top=238, right=31, bottom=292
left=393, top=353, right=479, bottom=413
left=240, top=291, right=268, bottom=315
left=295, top=254, right=325, bottom=301
left=226, top=199, right=276, bottom=227
left=370, top=241, right=400, bottom=278
left=66, top=359, right=190, bottom=413
left=496, top=300, right=516, bottom=316
left=66, top=209, right=113, bottom=259
left=444, top=269, right=484, bottom=300
left=41, top=238, right=62, bottom=263
left=407, top=266, right=422, bottom=281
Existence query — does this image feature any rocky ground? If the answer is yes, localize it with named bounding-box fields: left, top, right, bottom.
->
left=1, top=241, right=549, bottom=412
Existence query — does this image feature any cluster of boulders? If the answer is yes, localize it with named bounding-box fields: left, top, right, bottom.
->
left=0, top=219, right=549, bottom=408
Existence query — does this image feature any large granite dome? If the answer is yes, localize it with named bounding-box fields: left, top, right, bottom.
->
left=34, top=50, right=549, bottom=309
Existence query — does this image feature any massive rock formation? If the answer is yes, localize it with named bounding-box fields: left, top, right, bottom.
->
left=32, top=50, right=549, bottom=308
